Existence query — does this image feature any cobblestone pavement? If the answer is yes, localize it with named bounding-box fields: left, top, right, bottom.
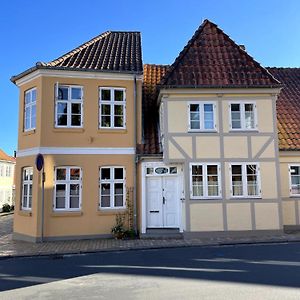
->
left=1, top=213, right=300, bottom=259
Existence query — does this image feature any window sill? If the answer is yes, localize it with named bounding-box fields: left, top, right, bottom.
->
left=22, top=129, right=36, bottom=136
left=19, top=210, right=32, bottom=217
left=229, top=130, right=259, bottom=133
left=53, top=128, right=85, bottom=133
left=190, top=197, right=222, bottom=201
left=188, top=130, right=218, bottom=133
left=97, top=129, right=127, bottom=134
left=229, top=197, right=262, bottom=200
left=51, top=211, right=83, bottom=217
left=97, top=209, right=127, bottom=216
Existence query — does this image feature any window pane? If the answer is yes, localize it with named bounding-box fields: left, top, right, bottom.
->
left=169, top=167, right=177, bottom=174
left=101, top=116, right=111, bottom=127
left=29, top=184, right=33, bottom=197
left=114, top=90, right=124, bottom=101
left=291, top=166, right=300, bottom=176
left=57, top=114, right=67, bottom=126
left=245, top=104, right=255, bottom=129
left=28, top=196, right=32, bottom=208
left=114, top=116, right=123, bottom=127
left=207, top=165, right=217, bottom=175
left=292, top=176, right=300, bottom=185
left=56, top=184, right=66, bottom=208
left=114, top=168, right=123, bottom=179
left=70, top=184, right=80, bottom=197
left=101, top=89, right=111, bottom=101
left=231, top=104, right=240, bottom=112
left=101, top=168, right=110, bottom=180
left=190, top=112, right=200, bottom=121
left=71, top=115, right=81, bottom=126
left=71, top=103, right=81, bottom=114
left=192, top=165, right=203, bottom=197
left=232, top=165, right=242, bottom=175
left=22, top=195, right=28, bottom=208
left=232, top=165, right=242, bottom=196
left=204, top=104, right=213, bottom=112
left=115, top=183, right=123, bottom=195
left=58, top=87, right=68, bottom=100
left=56, top=169, right=66, bottom=180
left=101, top=196, right=110, bottom=207
left=31, top=105, right=36, bottom=128
left=114, top=195, right=123, bottom=207
left=71, top=87, right=82, bottom=100
left=70, top=168, right=80, bottom=180
left=70, top=197, right=79, bottom=208
left=204, top=121, right=214, bottom=129
left=114, top=105, right=123, bottom=115
left=31, top=89, right=37, bottom=101
left=190, top=104, right=199, bottom=112
left=101, top=104, right=111, bottom=115
left=57, top=102, right=67, bottom=114
left=25, top=91, right=31, bottom=104
left=191, top=121, right=200, bottom=130
left=101, top=183, right=110, bottom=195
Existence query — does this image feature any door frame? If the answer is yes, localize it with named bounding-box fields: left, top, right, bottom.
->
left=141, top=161, right=184, bottom=233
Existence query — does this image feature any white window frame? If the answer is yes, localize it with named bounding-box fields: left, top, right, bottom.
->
left=55, top=85, right=84, bottom=128
left=99, top=87, right=126, bottom=129
left=21, top=167, right=33, bottom=211
left=288, top=164, right=300, bottom=197
left=190, top=163, right=221, bottom=199
left=24, top=88, right=36, bottom=131
left=53, top=166, right=82, bottom=211
left=99, top=166, right=126, bottom=209
left=229, top=101, right=257, bottom=131
left=188, top=101, right=217, bottom=132
left=229, top=163, right=261, bottom=198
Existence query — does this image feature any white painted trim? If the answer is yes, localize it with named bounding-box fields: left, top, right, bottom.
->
left=15, top=69, right=143, bottom=87
left=229, top=162, right=261, bottom=198
left=187, top=101, right=217, bottom=132
left=16, top=147, right=135, bottom=157
left=229, top=101, right=258, bottom=131
left=141, top=162, right=147, bottom=234
left=189, top=163, right=222, bottom=199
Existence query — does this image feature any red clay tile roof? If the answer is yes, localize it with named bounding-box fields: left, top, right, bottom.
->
left=11, top=31, right=143, bottom=83
left=138, top=64, right=168, bottom=155
left=268, top=68, right=300, bottom=151
left=0, top=149, right=15, bottom=163
left=161, top=20, right=280, bottom=88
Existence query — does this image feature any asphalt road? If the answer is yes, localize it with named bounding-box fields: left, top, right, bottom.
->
left=1, top=242, right=300, bottom=299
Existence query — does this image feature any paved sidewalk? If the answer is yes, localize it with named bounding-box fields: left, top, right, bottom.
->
left=1, top=214, right=300, bottom=259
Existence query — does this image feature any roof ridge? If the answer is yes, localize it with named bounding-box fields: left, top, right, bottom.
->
left=42, top=31, right=112, bottom=67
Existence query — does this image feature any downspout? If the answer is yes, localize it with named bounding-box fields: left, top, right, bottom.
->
left=133, top=75, right=137, bottom=234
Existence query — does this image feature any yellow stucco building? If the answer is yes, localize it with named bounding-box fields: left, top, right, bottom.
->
left=10, top=20, right=300, bottom=242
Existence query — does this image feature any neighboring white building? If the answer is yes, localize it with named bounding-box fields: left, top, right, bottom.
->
left=0, top=149, right=15, bottom=210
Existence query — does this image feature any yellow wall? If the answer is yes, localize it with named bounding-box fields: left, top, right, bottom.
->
left=14, top=154, right=135, bottom=239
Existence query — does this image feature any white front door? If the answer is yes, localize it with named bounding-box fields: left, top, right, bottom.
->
left=146, top=176, right=179, bottom=228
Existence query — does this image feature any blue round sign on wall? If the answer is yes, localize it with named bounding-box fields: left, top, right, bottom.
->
left=35, top=154, right=44, bottom=171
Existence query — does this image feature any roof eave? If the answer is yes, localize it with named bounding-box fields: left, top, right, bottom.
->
left=11, top=65, right=143, bottom=84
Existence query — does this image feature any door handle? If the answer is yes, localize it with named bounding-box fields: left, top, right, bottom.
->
left=163, top=196, right=166, bottom=204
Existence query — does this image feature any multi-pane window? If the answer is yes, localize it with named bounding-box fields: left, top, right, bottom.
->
left=189, top=102, right=216, bottom=131
left=231, top=163, right=261, bottom=197
left=99, top=88, right=126, bottom=128
left=22, top=167, right=33, bottom=210
left=230, top=102, right=256, bottom=130
left=100, top=167, right=125, bottom=209
left=5, top=165, right=11, bottom=177
left=55, top=85, right=83, bottom=128
left=289, top=165, right=300, bottom=196
left=190, top=163, right=221, bottom=199
left=54, top=167, right=82, bottom=211
left=24, top=88, right=36, bottom=131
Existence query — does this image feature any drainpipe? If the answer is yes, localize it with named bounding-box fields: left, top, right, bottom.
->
left=133, top=74, right=137, bottom=234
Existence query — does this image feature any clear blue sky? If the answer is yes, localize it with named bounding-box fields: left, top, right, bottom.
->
left=1, top=0, right=300, bottom=156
